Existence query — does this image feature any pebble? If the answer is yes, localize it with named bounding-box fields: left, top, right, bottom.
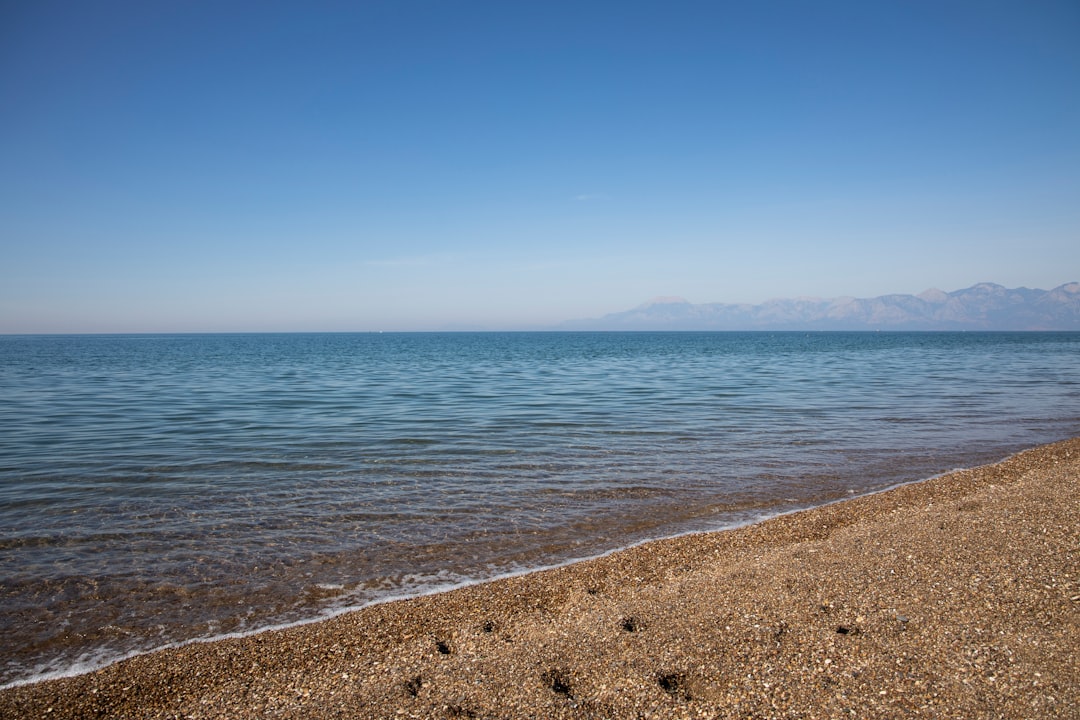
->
left=2, top=437, right=1078, bottom=719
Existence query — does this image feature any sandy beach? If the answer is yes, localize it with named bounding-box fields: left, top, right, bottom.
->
left=2, top=437, right=1077, bottom=719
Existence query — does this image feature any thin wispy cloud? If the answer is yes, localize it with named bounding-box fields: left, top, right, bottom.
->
left=363, top=254, right=444, bottom=268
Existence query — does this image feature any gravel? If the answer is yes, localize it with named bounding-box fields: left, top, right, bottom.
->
left=3, top=438, right=1077, bottom=719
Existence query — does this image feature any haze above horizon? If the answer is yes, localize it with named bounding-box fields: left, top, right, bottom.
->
left=3, top=1, right=1079, bottom=333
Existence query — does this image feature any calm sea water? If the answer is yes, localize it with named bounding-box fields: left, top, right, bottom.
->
left=2, top=331, right=1079, bottom=686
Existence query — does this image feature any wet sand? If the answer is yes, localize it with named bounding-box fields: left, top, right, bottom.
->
left=3, top=438, right=1078, bottom=719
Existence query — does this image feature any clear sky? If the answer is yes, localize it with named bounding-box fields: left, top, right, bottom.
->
left=2, top=0, right=1078, bottom=332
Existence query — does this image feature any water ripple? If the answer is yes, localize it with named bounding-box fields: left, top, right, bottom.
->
left=1, top=331, right=1079, bottom=685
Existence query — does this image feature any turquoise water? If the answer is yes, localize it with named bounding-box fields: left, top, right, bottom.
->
left=1, top=331, right=1078, bottom=685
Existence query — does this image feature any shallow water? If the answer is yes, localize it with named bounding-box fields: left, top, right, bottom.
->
left=1, top=331, right=1079, bottom=685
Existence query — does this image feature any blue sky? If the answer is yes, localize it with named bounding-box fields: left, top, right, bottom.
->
left=2, top=0, right=1078, bottom=332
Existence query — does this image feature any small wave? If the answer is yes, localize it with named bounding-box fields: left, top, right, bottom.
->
left=0, top=443, right=1038, bottom=691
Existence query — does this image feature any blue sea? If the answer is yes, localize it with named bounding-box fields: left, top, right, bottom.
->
left=2, top=331, right=1079, bottom=686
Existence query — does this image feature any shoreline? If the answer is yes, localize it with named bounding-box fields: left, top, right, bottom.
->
left=2, top=437, right=1077, bottom=718
left=0, top=451, right=1013, bottom=692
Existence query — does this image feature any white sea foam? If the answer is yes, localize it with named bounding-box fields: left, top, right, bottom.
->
left=0, top=450, right=1029, bottom=691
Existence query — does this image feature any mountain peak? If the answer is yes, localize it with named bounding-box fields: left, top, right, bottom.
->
left=917, top=288, right=948, bottom=303
left=961, top=282, right=1008, bottom=294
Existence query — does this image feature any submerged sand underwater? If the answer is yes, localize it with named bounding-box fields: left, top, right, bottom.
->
left=2, top=437, right=1077, bottom=719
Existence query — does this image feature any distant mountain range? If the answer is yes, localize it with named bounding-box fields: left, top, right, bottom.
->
left=563, top=282, right=1080, bottom=331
